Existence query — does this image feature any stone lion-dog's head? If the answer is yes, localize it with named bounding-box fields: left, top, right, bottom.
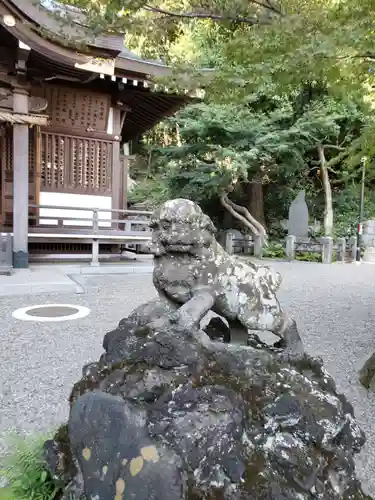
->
left=150, top=199, right=216, bottom=257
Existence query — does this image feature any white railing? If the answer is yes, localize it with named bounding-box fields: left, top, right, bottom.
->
left=27, top=204, right=154, bottom=266
left=28, top=204, right=152, bottom=234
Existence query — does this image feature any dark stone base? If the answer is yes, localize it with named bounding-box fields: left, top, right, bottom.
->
left=359, top=352, right=375, bottom=389
left=13, top=251, right=28, bottom=269
left=45, top=301, right=371, bottom=500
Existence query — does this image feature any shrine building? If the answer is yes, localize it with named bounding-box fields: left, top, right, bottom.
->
left=0, top=0, right=191, bottom=267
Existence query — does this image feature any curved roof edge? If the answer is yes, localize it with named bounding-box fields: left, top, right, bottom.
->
left=1, top=0, right=214, bottom=80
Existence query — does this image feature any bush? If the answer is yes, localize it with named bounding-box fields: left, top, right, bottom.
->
left=333, top=184, right=375, bottom=237
left=0, top=489, right=14, bottom=500
left=0, top=434, right=60, bottom=500
left=128, top=176, right=171, bottom=208
left=295, top=251, right=321, bottom=262
left=262, top=241, right=285, bottom=259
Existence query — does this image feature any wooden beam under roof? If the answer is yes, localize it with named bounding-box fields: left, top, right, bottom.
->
left=0, top=109, right=48, bottom=125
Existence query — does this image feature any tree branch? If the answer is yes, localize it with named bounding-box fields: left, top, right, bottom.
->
left=220, top=194, right=259, bottom=234
left=220, top=193, right=268, bottom=246
left=227, top=197, right=267, bottom=237
left=321, top=144, right=346, bottom=151
left=331, top=171, right=359, bottom=185
left=143, top=1, right=282, bottom=24
left=143, top=5, right=257, bottom=24
left=326, top=149, right=350, bottom=168
left=248, top=0, right=283, bottom=16
left=336, top=52, right=375, bottom=61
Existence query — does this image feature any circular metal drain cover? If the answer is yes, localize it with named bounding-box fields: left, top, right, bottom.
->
left=27, top=305, right=79, bottom=318
left=12, top=304, right=90, bottom=322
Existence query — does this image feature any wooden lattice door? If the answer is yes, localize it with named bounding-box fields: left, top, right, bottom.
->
left=0, top=126, right=39, bottom=227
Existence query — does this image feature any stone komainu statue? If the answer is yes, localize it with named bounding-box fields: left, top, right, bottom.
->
left=43, top=202, right=369, bottom=500
left=149, top=198, right=302, bottom=354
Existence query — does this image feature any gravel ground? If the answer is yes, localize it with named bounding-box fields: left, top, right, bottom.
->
left=1, top=261, right=375, bottom=494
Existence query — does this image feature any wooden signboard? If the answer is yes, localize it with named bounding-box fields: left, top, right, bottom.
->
left=32, top=85, right=110, bottom=132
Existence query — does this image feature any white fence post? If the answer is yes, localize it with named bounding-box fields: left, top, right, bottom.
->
left=321, top=237, right=333, bottom=264
left=226, top=232, right=234, bottom=255
left=91, top=239, right=100, bottom=267
left=337, top=237, right=346, bottom=263
left=348, top=236, right=357, bottom=261
left=253, top=235, right=263, bottom=258
left=92, top=209, right=99, bottom=233
left=285, top=235, right=296, bottom=260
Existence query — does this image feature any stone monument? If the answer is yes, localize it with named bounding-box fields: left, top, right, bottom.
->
left=42, top=199, right=371, bottom=500
left=287, top=190, right=309, bottom=239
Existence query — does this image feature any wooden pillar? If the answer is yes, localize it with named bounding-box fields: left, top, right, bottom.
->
left=12, top=88, right=29, bottom=268
left=123, top=156, right=128, bottom=211
left=122, top=142, right=130, bottom=211
left=111, top=107, right=121, bottom=229
left=35, top=126, right=41, bottom=209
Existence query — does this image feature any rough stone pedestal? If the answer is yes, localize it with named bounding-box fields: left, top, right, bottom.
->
left=359, top=352, right=375, bottom=389
left=44, top=301, right=370, bottom=500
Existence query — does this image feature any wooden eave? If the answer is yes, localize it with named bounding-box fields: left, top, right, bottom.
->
left=116, top=53, right=173, bottom=80
left=0, top=0, right=200, bottom=140
left=0, top=109, right=48, bottom=125
left=0, top=0, right=124, bottom=79
left=0, top=0, right=174, bottom=79
left=0, top=0, right=215, bottom=83
left=119, top=88, right=191, bottom=142
left=4, top=0, right=123, bottom=56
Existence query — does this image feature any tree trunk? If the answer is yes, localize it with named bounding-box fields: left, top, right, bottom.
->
left=318, top=145, right=333, bottom=237
left=220, top=193, right=267, bottom=245
left=247, top=181, right=266, bottom=227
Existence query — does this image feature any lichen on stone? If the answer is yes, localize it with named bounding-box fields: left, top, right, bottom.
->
left=44, top=307, right=371, bottom=499
left=43, top=200, right=372, bottom=500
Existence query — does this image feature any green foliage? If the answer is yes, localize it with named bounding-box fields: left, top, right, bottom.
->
left=0, top=434, right=60, bottom=500
left=261, top=243, right=338, bottom=262
left=0, top=488, right=14, bottom=500
left=262, top=241, right=285, bottom=259
left=142, top=89, right=368, bottom=226
left=344, top=118, right=375, bottom=175
left=52, top=0, right=375, bottom=102
left=295, top=252, right=322, bottom=263
left=44, top=0, right=375, bottom=235
left=294, top=251, right=337, bottom=262
left=204, top=2, right=374, bottom=101
left=333, top=184, right=375, bottom=237
left=155, top=99, right=306, bottom=202
left=128, top=176, right=171, bottom=208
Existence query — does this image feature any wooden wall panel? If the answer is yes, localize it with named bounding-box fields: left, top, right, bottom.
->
left=40, top=131, right=113, bottom=195
left=21, top=84, right=116, bottom=202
